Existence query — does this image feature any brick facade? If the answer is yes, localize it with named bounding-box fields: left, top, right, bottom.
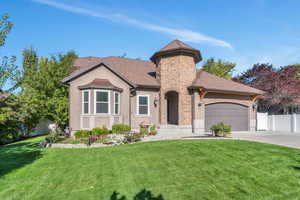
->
left=157, top=55, right=196, bottom=126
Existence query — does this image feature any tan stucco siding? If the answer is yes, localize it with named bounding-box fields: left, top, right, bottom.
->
left=69, top=66, right=131, bottom=132
left=131, top=90, right=159, bottom=129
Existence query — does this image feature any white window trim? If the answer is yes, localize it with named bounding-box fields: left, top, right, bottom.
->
left=136, top=95, right=150, bottom=116
left=114, top=91, right=120, bottom=115
left=94, top=90, right=110, bottom=115
left=82, top=90, right=90, bottom=115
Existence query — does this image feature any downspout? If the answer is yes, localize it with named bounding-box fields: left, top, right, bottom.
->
left=192, top=89, right=195, bottom=133
left=129, top=90, right=132, bottom=128
left=129, top=88, right=135, bottom=128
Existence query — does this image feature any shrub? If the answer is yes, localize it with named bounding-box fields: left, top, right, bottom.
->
left=140, top=127, right=149, bottom=135
left=210, top=124, right=221, bottom=136
left=74, top=130, right=91, bottom=139
left=45, top=131, right=60, bottom=143
left=112, top=124, right=131, bottom=134
left=223, top=124, right=231, bottom=133
left=91, top=127, right=109, bottom=136
left=80, top=137, right=95, bottom=146
left=210, top=122, right=231, bottom=137
left=123, top=133, right=143, bottom=143
left=149, top=125, right=157, bottom=135
left=97, top=135, right=109, bottom=144
left=78, top=134, right=109, bottom=145
left=149, top=125, right=156, bottom=131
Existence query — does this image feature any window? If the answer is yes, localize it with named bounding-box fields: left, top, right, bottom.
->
left=137, top=95, right=150, bottom=115
left=114, top=92, right=120, bottom=115
left=94, top=90, right=110, bottom=114
left=82, top=90, right=90, bottom=114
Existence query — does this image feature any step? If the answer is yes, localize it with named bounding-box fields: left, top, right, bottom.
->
left=158, top=125, right=193, bottom=134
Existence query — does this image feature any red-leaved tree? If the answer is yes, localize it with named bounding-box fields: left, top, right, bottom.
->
left=234, top=63, right=300, bottom=113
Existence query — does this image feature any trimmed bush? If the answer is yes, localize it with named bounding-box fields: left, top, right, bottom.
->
left=149, top=125, right=157, bottom=135
left=74, top=130, right=91, bottom=139
left=140, top=127, right=149, bottom=135
left=210, top=122, right=232, bottom=137
left=45, top=131, right=61, bottom=143
left=91, top=127, right=109, bottom=136
left=223, top=124, right=231, bottom=134
left=112, top=124, right=131, bottom=134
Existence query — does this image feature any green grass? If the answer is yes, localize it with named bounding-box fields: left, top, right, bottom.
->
left=0, top=137, right=300, bottom=200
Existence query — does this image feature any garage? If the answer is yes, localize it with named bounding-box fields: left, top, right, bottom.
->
left=205, top=103, right=249, bottom=131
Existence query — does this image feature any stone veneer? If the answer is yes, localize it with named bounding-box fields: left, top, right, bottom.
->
left=157, top=55, right=196, bottom=126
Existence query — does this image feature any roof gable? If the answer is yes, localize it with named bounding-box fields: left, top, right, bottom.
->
left=62, top=62, right=136, bottom=87
left=78, top=79, right=123, bottom=92
left=63, top=57, right=160, bottom=88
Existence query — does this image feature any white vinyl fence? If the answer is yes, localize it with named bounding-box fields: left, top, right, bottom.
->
left=257, top=112, right=300, bottom=133
left=30, top=119, right=53, bottom=136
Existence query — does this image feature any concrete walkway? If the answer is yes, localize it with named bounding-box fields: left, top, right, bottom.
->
left=232, top=132, right=300, bottom=149
left=144, top=131, right=300, bottom=149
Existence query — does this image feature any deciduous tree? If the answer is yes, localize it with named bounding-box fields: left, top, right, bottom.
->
left=0, top=14, right=18, bottom=92
left=234, top=63, right=300, bottom=113
left=20, top=49, right=77, bottom=132
left=202, top=58, right=235, bottom=80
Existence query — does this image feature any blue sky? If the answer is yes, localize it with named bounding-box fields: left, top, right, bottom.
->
left=2, top=0, right=300, bottom=74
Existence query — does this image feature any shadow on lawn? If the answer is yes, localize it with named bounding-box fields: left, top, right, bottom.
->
left=292, top=161, right=300, bottom=171
left=291, top=155, right=300, bottom=171
left=109, top=189, right=164, bottom=200
left=293, top=166, right=300, bottom=170
left=0, top=141, right=42, bottom=177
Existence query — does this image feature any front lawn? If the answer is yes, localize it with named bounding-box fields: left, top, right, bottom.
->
left=0, top=137, right=300, bottom=200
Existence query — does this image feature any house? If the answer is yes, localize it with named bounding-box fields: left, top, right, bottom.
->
left=62, top=40, right=264, bottom=134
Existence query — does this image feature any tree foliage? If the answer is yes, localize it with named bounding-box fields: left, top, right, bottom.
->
left=0, top=14, right=18, bottom=91
left=202, top=58, right=236, bottom=80
left=19, top=48, right=77, bottom=131
left=234, top=63, right=300, bottom=113
left=0, top=14, right=12, bottom=47
left=0, top=14, right=77, bottom=143
left=0, top=94, right=20, bottom=144
left=0, top=47, right=77, bottom=143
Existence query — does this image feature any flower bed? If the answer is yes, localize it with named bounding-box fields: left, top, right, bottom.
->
left=41, top=124, right=157, bottom=148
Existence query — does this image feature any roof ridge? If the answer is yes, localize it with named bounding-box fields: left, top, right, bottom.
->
left=78, top=56, right=153, bottom=64
left=107, top=56, right=153, bottom=63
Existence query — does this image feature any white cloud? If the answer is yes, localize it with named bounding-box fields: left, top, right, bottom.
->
left=32, top=0, right=233, bottom=49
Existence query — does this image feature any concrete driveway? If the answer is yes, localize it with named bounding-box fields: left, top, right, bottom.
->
left=233, top=132, right=300, bottom=149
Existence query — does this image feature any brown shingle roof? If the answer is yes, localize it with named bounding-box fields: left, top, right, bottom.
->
left=150, top=40, right=202, bottom=64
left=63, top=56, right=159, bottom=88
left=78, top=79, right=123, bottom=92
left=63, top=40, right=263, bottom=95
left=191, top=70, right=264, bottom=95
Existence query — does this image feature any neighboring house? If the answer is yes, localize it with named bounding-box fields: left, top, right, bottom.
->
left=62, top=40, right=264, bottom=133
